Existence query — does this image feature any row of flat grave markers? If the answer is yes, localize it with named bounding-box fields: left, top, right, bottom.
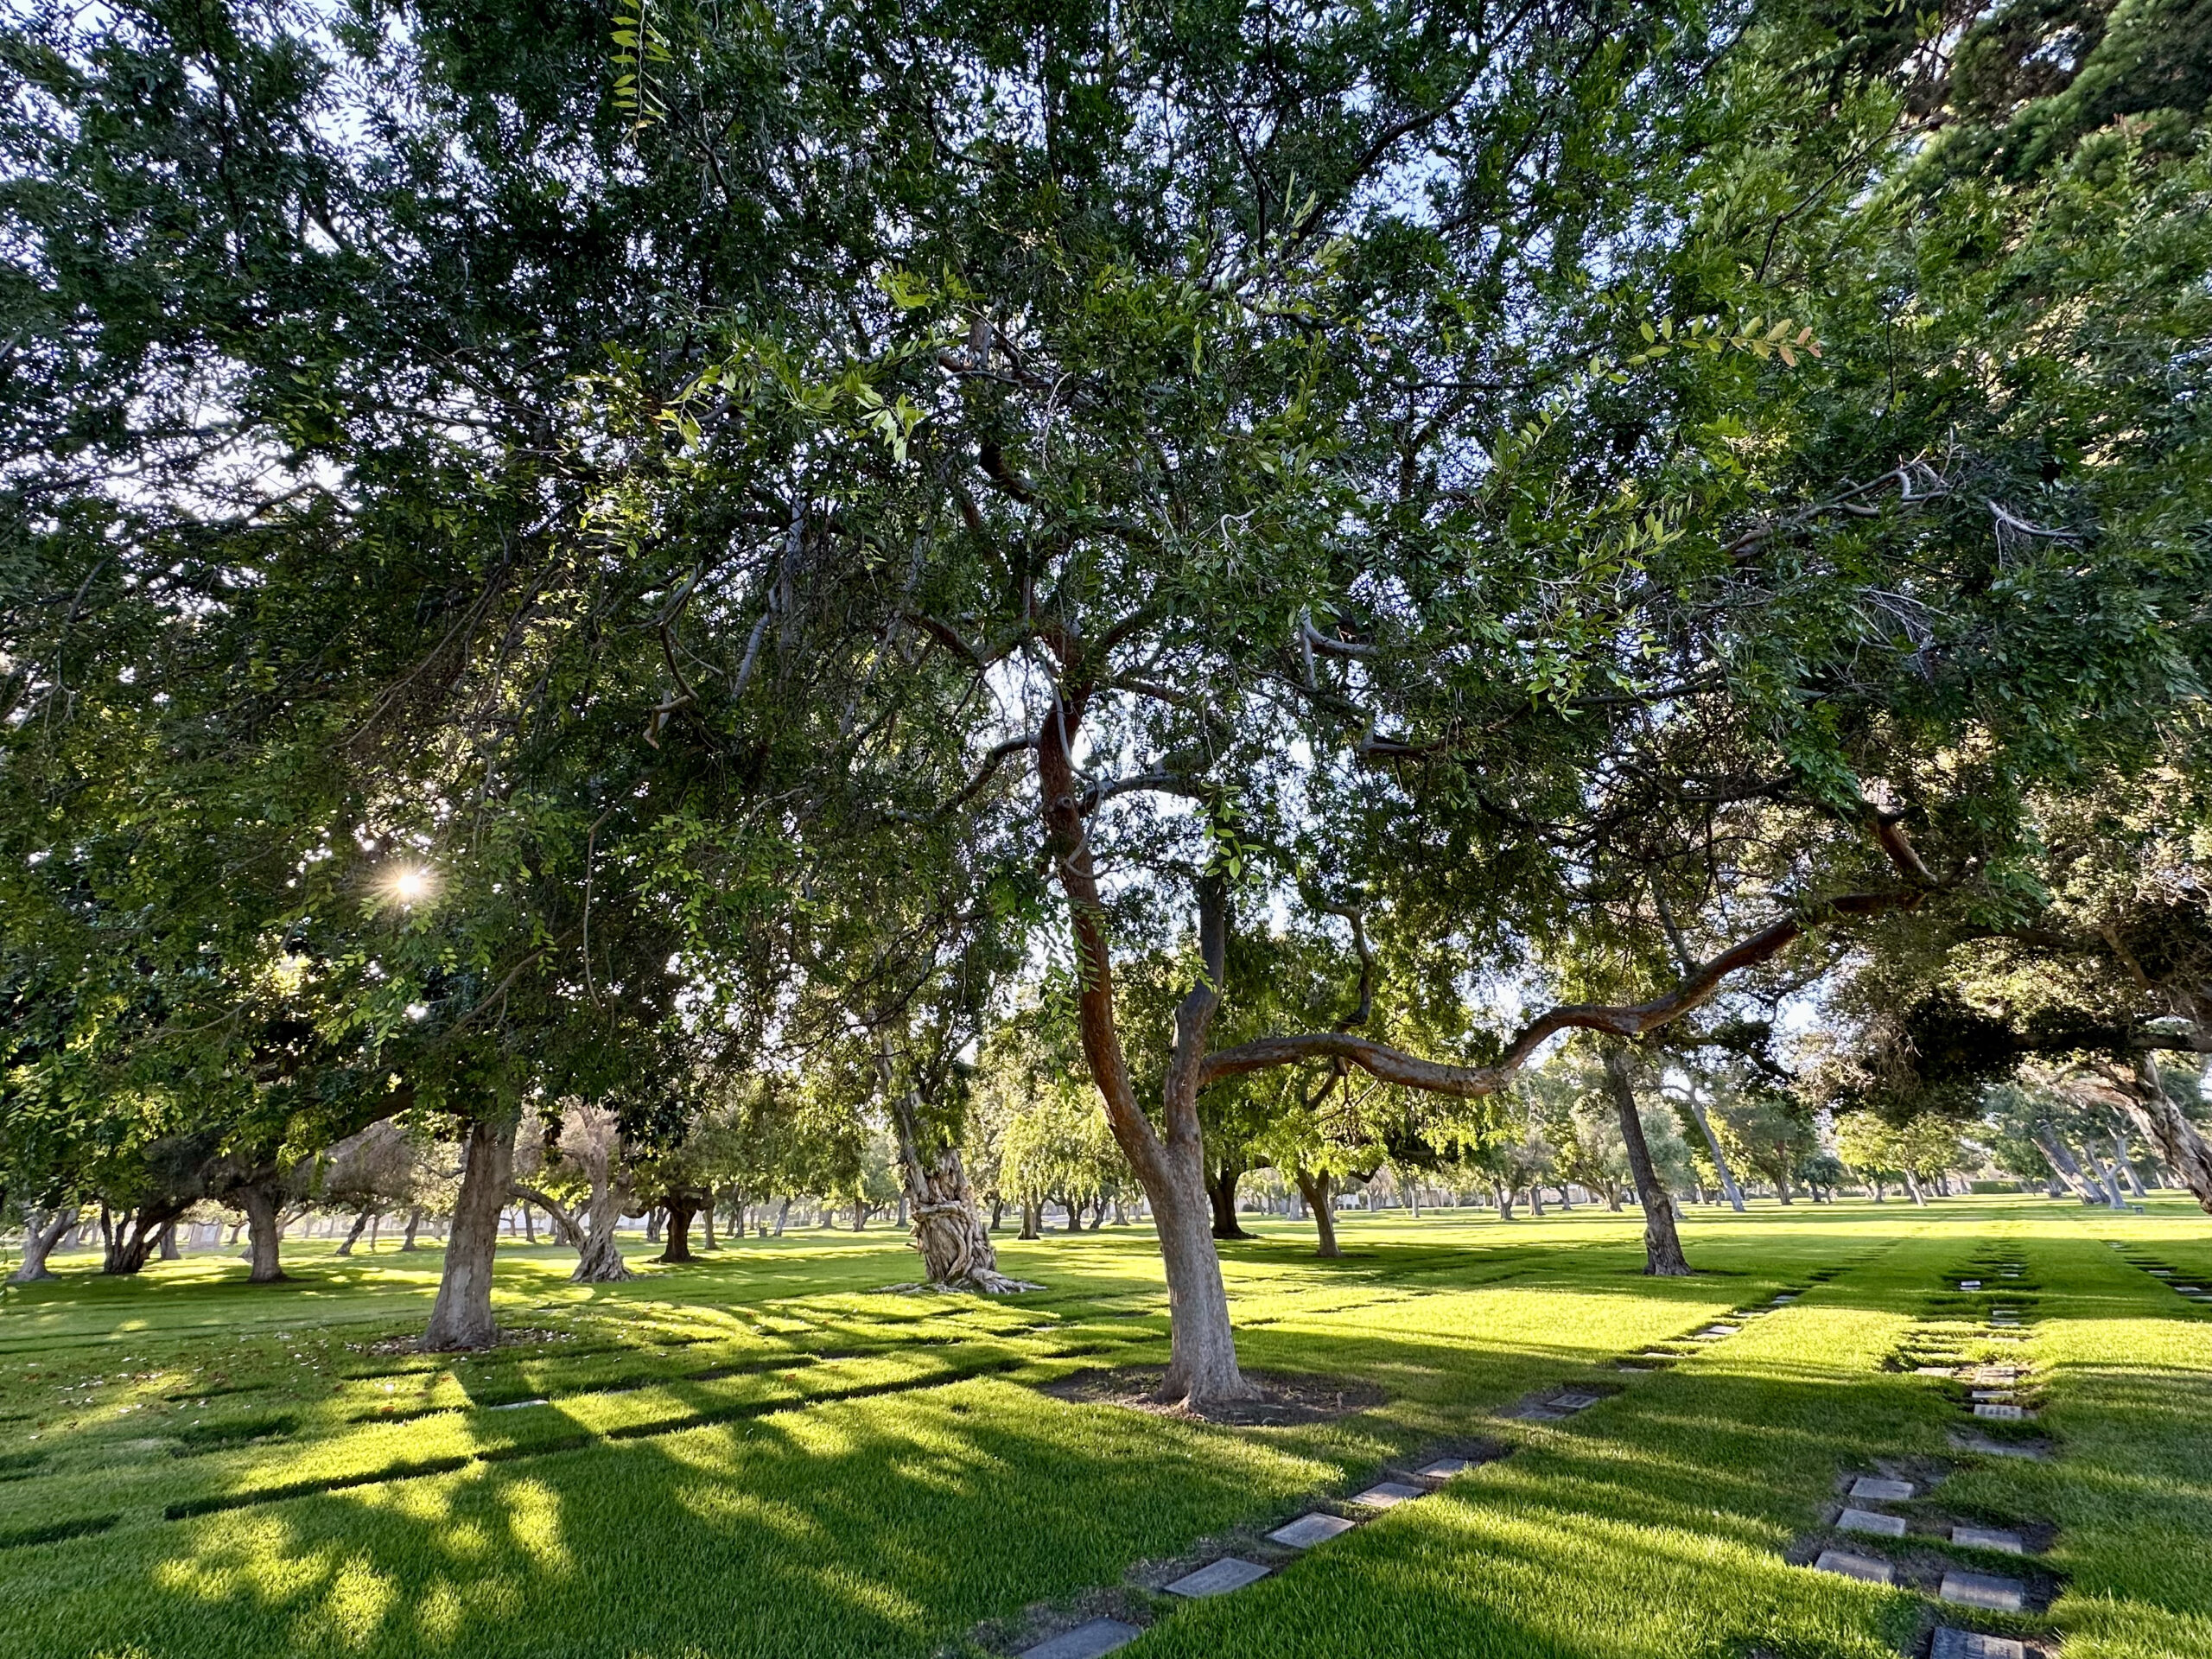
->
left=2125, top=1251, right=2212, bottom=1306
left=1017, top=1459, right=1476, bottom=1659
left=1812, top=1260, right=2041, bottom=1658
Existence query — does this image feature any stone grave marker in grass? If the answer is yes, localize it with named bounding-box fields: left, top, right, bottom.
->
left=1951, top=1525, right=2026, bottom=1554
left=1415, top=1458, right=1470, bottom=1480
left=1970, top=1390, right=2015, bottom=1402
left=1813, top=1548, right=1897, bottom=1585
left=1020, top=1618, right=1142, bottom=1659
left=1850, top=1476, right=1916, bottom=1502
left=1974, top=1403, right=2029, bottom=1421
left=1693, top=1325, right=1739, bottom=1339
left=1164, top=1558, right=1270, bottom=1599
left=1351, top=1481, right=1427, bottom=1509
left=1553, top=1392, right=1602, bottom=1411
left=1930, top=1633, right=2024, bottom=1659
left=1940, top=1571, right=2028, bottom=1611
left=1268, top=1512, right=1357, bottom=1549
left=1838, top=1508, right=1907, bottom=1538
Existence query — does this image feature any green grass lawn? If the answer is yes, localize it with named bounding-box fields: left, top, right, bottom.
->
left=1, top=1196, right=2207, bottom=1658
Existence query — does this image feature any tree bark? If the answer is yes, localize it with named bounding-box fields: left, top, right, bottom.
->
left=1037, top=693, right=1255, bottom=1406
left=1207, top=1157, right=1255, bottom=1239
left=702, top=1190, right=719, bottom=1249
left=1602, top=1044, right=1693, bottom=1276
left=1493, top=1182, right=1516, bottom=1218
left=1680, top=1092, right=1747, bottom=1211
left=1901, top=1168, right=1929, bottom=1205
left=399, top=1208, right=423, bottom=1250
left=1019, top=1197, right=1040, bottom=1239
left=1295, top=1168, right=1341, bottom=1257
left=11, top=1207, right=77, bottom=1281
left=2036, top=1128, right=2105, bottom=1205
left=335, top=1207, right=372, bottom=1257
left=157, top=1220, right=181, bottom=1260
left=101, top=1202, right=187, bottom=1274
left=2113, top=1058, right=2212, bottom=1214
left=2111, top=1132, right=2148, bottom=1198
left=887, top=1081, right=1034, bottom=1292
left=658, top=1195, right=698, bottom=1263
left=773, top=1196, right=790, bottom=1236
left=422, top=1114, right=516, bottom=1351
left=236, top=1183, right=287, bottom=1282
left=644, top=1208, right=663, bottom=1244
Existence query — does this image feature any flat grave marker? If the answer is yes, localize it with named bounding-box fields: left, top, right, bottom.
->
left=1415, top=1458, right=1470, bottom=1480
left=1553, top=1393, right=1602, bottom=1411
left=1350, top=1482, right=1427, bottom=1510
left=1268, top=1512, right=1358, bottom=1549
left=1693, top=1325, right=1739, bottom=1339
left=1838, top=1508, right=1907, bottom=1538
left=1020, top=1618, right=1142, bottom=1659
left=1974, top=1403, right=2029, bottom=1421
left=1970, top=1390, right=2015, bottom=1402
left=1813, top=1548, right=1897, bottom=1585
left=1931, top=1630, right=2025, bottom=1659
left=1952, top=1525, right=2026, bottom=1554
left=1164, top=1558, right=1270, bottom=1599
left=1940, top=1570, right=2027, bottom=1611
left=1849, top=1476, right=1915, bottom=1502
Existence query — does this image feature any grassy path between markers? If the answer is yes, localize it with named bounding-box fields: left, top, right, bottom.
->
left=0, top=1197, right=2204, bottom=1658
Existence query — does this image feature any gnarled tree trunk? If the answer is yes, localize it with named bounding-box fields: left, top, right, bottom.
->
left=11, top=1207, right=78, bottom=1281
left=1294, top=1167, right=1340, bottom=1258
left=423, top=1114, right=516, bottom=1351
left=2115, top=1058, right=2212, bottom=1214
left=1603, top=1044, right=1692, bottom=1276
left=889, top=1084, right=1036, bottom=1293
left=102, top=1201, right=188, bottom=1275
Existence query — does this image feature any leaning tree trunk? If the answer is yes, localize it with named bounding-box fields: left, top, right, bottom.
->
left=1681, top=1093, right=1747, bottom=1212
left=104, top=1202, right=189, bottom=1275
left=1901, top=1168, right=1929, bottom=1205
left=399, top=1208, right=423, bottom=1250
left=2035, top=1128, right=2106, bottom=1205
left=2094, top=1158, right=2128, bottom=1208
left=888, top=1090, right=1037, bottom=1293
left=1294, top=1168, right=1341, bottom=1258
left=335, top=1207, right=372, bottom=1257
left=235, top=1183, right=288, bottom=1283
left=2117, top=1058, right=2212, bottom=1214
left=422, top=1114, right=517, bottom=1351
left=1207, top=1157, right=1254, bottom=1240
left=1602, top=1044, right=1693, bottom=1276
left=2111, top=1132, right=2148, bottom=1198
left=11, top=1207, right=77, bottom=1281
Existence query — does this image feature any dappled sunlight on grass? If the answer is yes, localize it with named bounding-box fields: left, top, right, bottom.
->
left=3, top=1199, right=2208, bottom=1656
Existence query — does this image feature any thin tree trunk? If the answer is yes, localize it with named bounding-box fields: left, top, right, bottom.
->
left=423, top=1115, right=516, bottom=1350
left=1295, top=1168, right=1341, bottom=1257
left=1494, top=1182, right=1516, bottom=1219
left=1901, top=1168, right=1929, bottom=1205
left=644, top=1208, right=663, bottom=1244
left=773, top=1197, right=790, bottom=1236
left=400, top=1209, right=423, bottom=1250
left=157, top=1220, right=181, bottom=1260
left=1526, top=1185, right=1546, bottom=1217
left=1019, top=1197, right=1040, bottom=1239
left=1681, top=1094, right=1747, bottom=1211
left=2111, top=1132, right=2148, bottom=1198
left=335, top=1207, right=372, bottom=1257
left=236, top=1184, right=287, bottom=1283
left=1603, top=1044, right=1693, bottom=1276
left=11, top=1207, right=77, bottom=1281
left=702, top=1190, right=719, bottom=1249
left=2094, top=1158, right=2127, bottom=1208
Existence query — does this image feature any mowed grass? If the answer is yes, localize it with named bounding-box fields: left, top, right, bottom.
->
left=0, top=1197, right=2206, bottom=1659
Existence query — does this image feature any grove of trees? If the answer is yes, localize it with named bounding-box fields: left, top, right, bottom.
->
left=3, top=0, right=2209, bottom=1406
